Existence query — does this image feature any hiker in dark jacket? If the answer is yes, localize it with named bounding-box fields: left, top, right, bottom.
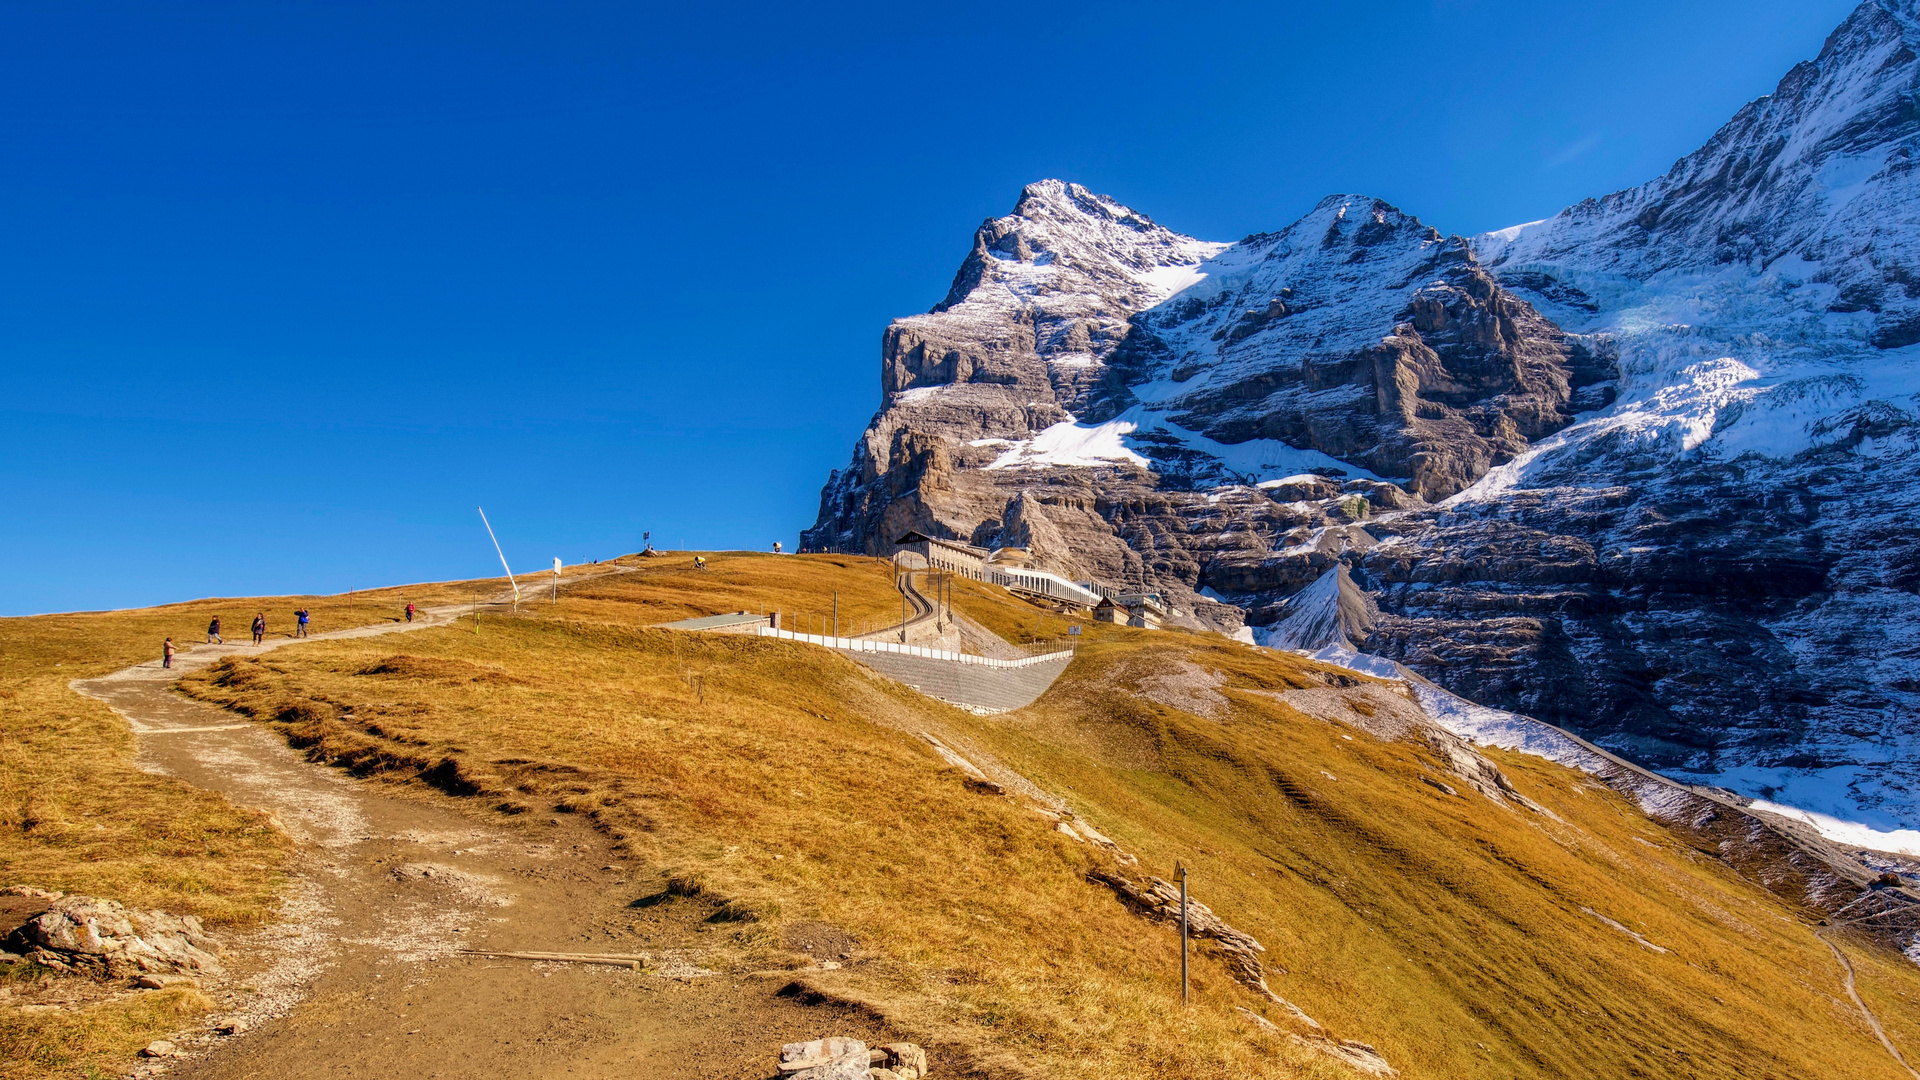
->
left=207, top=617, right=223, bottom=644
left=251, top=613, right=266, bottom=645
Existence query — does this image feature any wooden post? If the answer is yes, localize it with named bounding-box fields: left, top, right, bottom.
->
left=833, top=592, right=839, bottom=639
left=1179, top=864, right=1190, bottom=1005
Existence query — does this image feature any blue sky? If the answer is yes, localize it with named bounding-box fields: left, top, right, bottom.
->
left=0, top=0, right=1860, bottom=614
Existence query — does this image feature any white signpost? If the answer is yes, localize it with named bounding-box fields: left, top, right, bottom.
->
left=552, top=557, right=562, bottom=604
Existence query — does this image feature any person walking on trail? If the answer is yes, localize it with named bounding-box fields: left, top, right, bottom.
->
left=207, top=617, right=223, bottom=645
left=294, top=608, right=310, bottom=638
left=694, top=556, right=707, bottom=571
left=163, top=637, right=176, bottom=669
left=405, top=602, right=415, bottom=623
left=251, top=612, right=266, bottom=645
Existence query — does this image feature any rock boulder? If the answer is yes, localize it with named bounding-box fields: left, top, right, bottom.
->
left=6, top=893, right=223, bottom=978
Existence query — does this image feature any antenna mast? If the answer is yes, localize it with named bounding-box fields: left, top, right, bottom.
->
left=477, top=507, right=520, bottom=607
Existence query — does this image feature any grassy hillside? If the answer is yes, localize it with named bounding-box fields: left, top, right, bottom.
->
left=0, top=579, right=498, bottom=918
left=129, top=552, right=1920, bottom=1079
left=0, top=576, right=502, bottom=1077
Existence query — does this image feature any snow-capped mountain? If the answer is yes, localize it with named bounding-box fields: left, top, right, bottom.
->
left=807, top=185, right=1591, bottom=604
left=1083, top=194, right=1614, bottom=500
left=808, top=0, right=1920, bottom=831
left=855, top=178, right=1223, bottom=464
left=1390, top=0, right=1920, bottom=828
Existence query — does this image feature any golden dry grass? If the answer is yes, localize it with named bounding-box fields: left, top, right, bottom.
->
left=560, top=550, right=912, bottom=637
left=153, top=553, right=1920, bottom=1079
left=0, top=982, right=211, bottom=1080
left=992, top=631, right=1919, bottom=1078
left=0, top=575, right=501, bottom=1079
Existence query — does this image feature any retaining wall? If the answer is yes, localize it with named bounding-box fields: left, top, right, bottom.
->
left=755, top=626, right=1071, bottom=669
left=844, top=649, right=1073, bottom=713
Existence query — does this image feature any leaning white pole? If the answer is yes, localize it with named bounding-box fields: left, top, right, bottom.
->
left=478, top=507, right=520, bottom=607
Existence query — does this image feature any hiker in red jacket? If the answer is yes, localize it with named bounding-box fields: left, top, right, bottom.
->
left=405, top=602, right=415, bottom=623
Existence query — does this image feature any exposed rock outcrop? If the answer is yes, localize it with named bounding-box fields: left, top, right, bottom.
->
left=778, top=1037, right=873, bottom=1080
left=3, top=888, right=224, bottom=978
left=1087, top=870, right=1283, bottom=1003
left=776, top=1037, right=929, bottom=1080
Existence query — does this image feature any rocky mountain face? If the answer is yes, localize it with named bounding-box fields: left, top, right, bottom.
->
left=1388, top=0, right=1920, bottom=825
left=806, top=185, right=1598, bottom=626
left=1081, top=195, right=1616, bottom=500
left=807, top=0, right=1920, bottom=830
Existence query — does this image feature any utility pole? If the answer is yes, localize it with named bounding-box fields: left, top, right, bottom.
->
left=833, top=592, right=839, bottom=639
left=1179, top=864, right=1190, bottom=1005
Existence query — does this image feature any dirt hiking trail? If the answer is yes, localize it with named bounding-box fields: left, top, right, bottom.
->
left=1816, top=929, right=1920, bottom=1080
left=69, top=588, right=894, bottom=1080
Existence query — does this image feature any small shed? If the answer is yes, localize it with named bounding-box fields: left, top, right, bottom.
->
left=1093, top=593, right=1166, bottom=630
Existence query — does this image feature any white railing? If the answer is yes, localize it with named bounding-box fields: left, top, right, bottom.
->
left=985, top=566, right=1104, bottom=608
left=893, top=546, right=1105, bottom=609
left=756, top=626, right=1072, bottom=669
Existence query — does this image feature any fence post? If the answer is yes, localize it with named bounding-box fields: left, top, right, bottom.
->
left=1179, top=864, right=1190, bottom=1005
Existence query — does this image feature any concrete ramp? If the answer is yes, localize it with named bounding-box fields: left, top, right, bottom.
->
left=841, top=648, right=1071, bottom=713
left=665, top=595, right=1076, bottom=713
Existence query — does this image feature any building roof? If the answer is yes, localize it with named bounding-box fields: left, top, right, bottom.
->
left=1116, top=592, right=1169, bottom=616
left=894, top=530, right=989, bottom=555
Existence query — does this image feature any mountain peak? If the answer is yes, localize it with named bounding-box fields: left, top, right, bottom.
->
left=1480, top=0, right=1920, bottom=321
left=1009, top=178, right=1167, bottom=234
left=928, top=181, right=1219, bottom=315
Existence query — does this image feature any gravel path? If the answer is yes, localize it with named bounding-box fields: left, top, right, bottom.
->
left=67, top=576, right=889, bottom=1079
